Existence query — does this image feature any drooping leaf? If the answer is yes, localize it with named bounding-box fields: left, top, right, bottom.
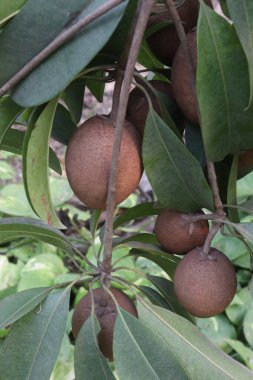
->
left=1, top=128, right=62, bottom=174
left=0, top=97, right=23, bottom=144
left=85, top=71, right=106, bottom=103
left=197, top=3, right=253, bottom=161
left=0, top=287, right=51, bottom=329
left=51, top=103, right=77, bottom=145
left=0, top=217, right=74, bottom=255
left=74, top=313, right=115, bottom=380
left=114, top=309, right=188, bottom=380
left=0, top=288, right=70, bottom=380
left=0, top=0, right=26, bottom=26
left=138, top=301, right=253, bottom=380
left=23, top=97, right=64, bottom=228
left=11, top=1, right=128, bottom=106
left=143, top=110, right=213, bottom=212
left=227, top=0, right=253, bottom=108
left=62, top=81, right=85, bottom=124
left=147, top=275, right=193, bottom=322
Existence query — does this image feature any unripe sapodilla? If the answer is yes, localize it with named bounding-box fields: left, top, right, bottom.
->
left=174, top=248, right=237, bottom=317
left=154, top=209, right=209, bottom=255
left=65, top=116, right=143, bottom=210
left=171, top=29, right=198, bottom=124
left=72, top=288, right=138, bottom=361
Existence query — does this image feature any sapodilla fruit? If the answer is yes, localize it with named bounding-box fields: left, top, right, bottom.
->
left=65, top=115, right=143, bottom=210
left=127, top=80, right=183, bottom=136
left=171, top=29, right=198, bottom=124
left=72, top=287, right=138, bottom=361
left=147, top=0, right=212, bottom=67
left=154, top=209, right=209, bottom=255
left=173, top=247, right=237, bottom=317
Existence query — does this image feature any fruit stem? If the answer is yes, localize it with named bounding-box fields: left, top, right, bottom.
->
left=101, top=0, right=156, bottom=284
left=0, top=0, right=126, bottom=97
left=165, top=0, right=225, bottom=255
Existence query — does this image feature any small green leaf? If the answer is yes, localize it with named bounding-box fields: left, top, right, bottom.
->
left=114, top=309, right=188, bottom=380
left=74, top=313, right=115, bottom=380
left=23, top=97, right=64, bottom=228
left=0, top=287, right=51, bottom=329
left=51, top=104, right=77, bottom=145
left=0, top=288, right=71, bottom=380
left=0, top=97, right=23, bottom=145
left=138, top=301, right=253, bottom=380
left=227, top=0, right=253, bottom=108
left=63, top=81, right=85, bottom=124
left=143, top=110, right=213, bottom=212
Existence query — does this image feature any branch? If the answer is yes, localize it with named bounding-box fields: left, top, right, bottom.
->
left=0, top=0, right=125, bottom=97
left=101, top=0, right=156, bottom=278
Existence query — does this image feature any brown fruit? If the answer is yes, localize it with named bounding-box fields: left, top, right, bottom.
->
left=127, top=80, right=183, bottom=136
left=154, top=209, right=209, bottom=255
left=173, top=247, right=237, bottom=317
left=72, top=288, right=138, bottom=361
left=171, top=29, right=198, bottom=124
left=147, top=0, right=212, bottom=66
left=65, top=115, right=143, bottom=210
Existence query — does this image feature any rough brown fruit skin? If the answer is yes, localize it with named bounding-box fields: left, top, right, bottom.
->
left=155, top=209, right=209, bottom=255
left=65, top=115, right=143, bottom=210
left=72, top=288, right=138, bottom=361
left=173, top=247, right=237, bottom=317
left=147, top=0, right=212, bottom=66
left=127, top=80, right=183, bottom=136
left=171, top=29, right=198, bottom=124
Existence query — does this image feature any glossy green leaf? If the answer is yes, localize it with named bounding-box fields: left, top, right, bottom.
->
left=74, top=314, right=115, bottom=380
left=143, top=110, right=213, bottom=212
left=138, top=301, right=253, bottom=380
left=85, top=71, right=106, bottom=103
left=0, top=217, right=74, bottom=255
left=0, top=0, right=90, bottom=86
left=51, top=104, right=77, bottom=145
left=11, top=1, right=128, bottom=106
left=130, top=248, right=179, bottom=278
left=139, top=286, right=172, bottom=310
left=0, top=97, right=23, bottom=144
left=1, top=128, right=62, bottom=174
left=63, top=81, right=85, bottom=124
left=147, top=275, right=193, bottom=322
left=23, top=97, right=64, bottom=228
left=197, top=3, right=253, bottom=161
left=0, top=0, right=26, bottom=26
left=227, top=0, right=253, bottom=108
left=0, top=287, right=51, bottom=329
left=114, top=309, right=188, bottom=380
left=0, top=288, right=70, bottom=380
left=226, top=339, right=253, bottom=370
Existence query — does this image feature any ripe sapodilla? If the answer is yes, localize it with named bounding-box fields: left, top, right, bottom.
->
left=174, top=247, right=237, bottom=317
left=65, top=115, right=143, bottom=210
left=127, top=80, right=183, bottom=136
left=154, top=209, right=209, bottom=255
left=72, top=287, right=138, bottom=361
left=171, top=29, right=198, bottom=124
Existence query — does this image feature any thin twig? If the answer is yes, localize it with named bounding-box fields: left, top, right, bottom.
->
left=0, top=0, right=125, bottom=97
left=101, top=0, right=156, bottom=279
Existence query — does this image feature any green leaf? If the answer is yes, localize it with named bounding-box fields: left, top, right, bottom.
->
left=226, top=339, right=253, bottom=370
left=143, top=110, right=213, bottom=212
left=0, top=287, right=51, bottom=329
left=0, top=217, right=74, bottom=255
left=90, top=209, right=102, bottom=239
left=225, top=287, right=252, bottom=326
left=138, top=40, right=163, bottom=69
left=138, top=301, right=253, bottom=380
left=0, top=288, right=70, bottom=380
left=85, top=71, right=106, bottom=103
left=185, top=121, right=206, bottom=168
left=232, top=222, right=253, bottom=244
left=197, top=3, right=253, bottom=161
left=74, top=313, right=115, bottom=380
left=1, top=128, right=62, bottom=174
left=23, top=97, right=64, bottom=228
left=147, top=275, right=193, bottom=322
left=0, top=97, right=23, bottom=145
left=227, top=155, right=240, bottom=222
left=130, top=248, right=179, bottom=278
left=227, top=0, right=253, bottom=108
left=114, top=309, right=188, bottom=380
left=243, top=305, right=253, bottom=348
left=139, top=286, right=172, bottom=310
left=51, top=103, right=77, bottom=145
left=113, top=233, right=158, bottom=249
left=63, top=81, right=85, bottom=124
left=11, top=1, right=128, bottom=106
left=0, top=0, right=26, bottom=26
